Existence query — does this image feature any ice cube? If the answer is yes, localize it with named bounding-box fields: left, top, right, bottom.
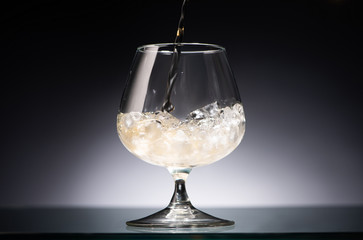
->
left=135, top=119, right=163, bottom=140
left=221, top=107, right=234, bottom=121
left=221, top=105, right=244, bottom=126
left=188, top=109, right=206, bottom=120
left=121, top=112, right=143, bottom=128
left=187, top=102, right=220, bottom=120
left=152, top=111, right=180, bottom=128
left=203, top=101, right=220, bottom=116
left=233, top=103, right=244, bottom=114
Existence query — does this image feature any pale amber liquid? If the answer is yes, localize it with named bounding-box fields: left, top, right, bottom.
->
left=117, top=102, right=245, bottom=168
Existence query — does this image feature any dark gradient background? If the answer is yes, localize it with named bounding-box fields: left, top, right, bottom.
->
left=1, top=0, right=362, bottom=207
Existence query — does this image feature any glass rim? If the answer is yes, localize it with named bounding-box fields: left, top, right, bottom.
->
left=136, top=43, right=226, bottom=54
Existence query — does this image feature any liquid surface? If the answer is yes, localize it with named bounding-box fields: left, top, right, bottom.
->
left=117, top=102, right=245, bottom=168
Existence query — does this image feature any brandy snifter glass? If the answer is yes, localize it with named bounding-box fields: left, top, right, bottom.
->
left=117, top=43, right=245, bottom=228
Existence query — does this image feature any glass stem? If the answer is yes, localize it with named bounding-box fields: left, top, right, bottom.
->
left=169, top=179, right=191, bottom=207
left=167, top=167, right=193, bottom=208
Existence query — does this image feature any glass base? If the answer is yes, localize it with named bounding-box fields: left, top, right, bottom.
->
left=127, top=176, right=234, bottom=228
left=126, top=205, right=234, bottom=228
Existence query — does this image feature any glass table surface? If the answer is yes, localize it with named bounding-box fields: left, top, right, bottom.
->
left=0, top=207, right=362, bottom=239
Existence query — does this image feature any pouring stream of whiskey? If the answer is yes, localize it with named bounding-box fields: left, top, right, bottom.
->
left=161, top=0, right=187, bottom=112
